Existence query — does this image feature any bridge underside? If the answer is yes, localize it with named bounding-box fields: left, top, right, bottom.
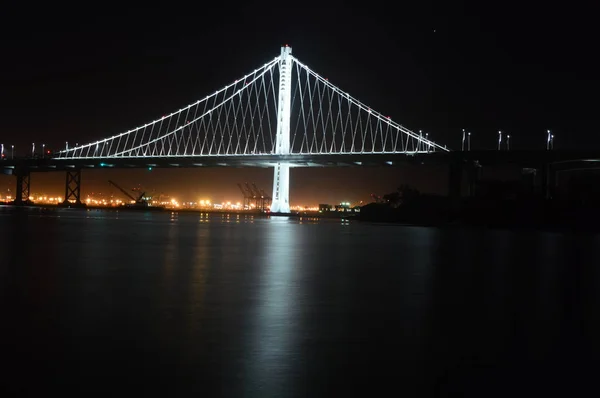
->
left=4, top=151, right=600, bottom=174
left=1, top=153, right=450, bottom=173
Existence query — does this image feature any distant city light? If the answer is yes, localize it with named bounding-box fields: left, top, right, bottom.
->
left=0, top=186, right=365, bottom=214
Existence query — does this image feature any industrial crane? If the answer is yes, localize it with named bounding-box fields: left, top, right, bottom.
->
left=244, top=182, right=257, bottom=206
left=108, top=180, right=149, bottom=208
left=237, top=183, right=252, bottom=208
left=259, top=188, right=271, bottom=202
left=252, top=183, right=272, bottom=211
left=236, top=182, right=271, bottom=212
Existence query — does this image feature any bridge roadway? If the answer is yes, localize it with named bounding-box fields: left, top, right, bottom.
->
left=2, top=149, right=599, bottom=206
left=2, top=149, right=600, bottom=173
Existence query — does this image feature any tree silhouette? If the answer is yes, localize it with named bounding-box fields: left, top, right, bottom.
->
left=381, top=184, right=420, bottom=207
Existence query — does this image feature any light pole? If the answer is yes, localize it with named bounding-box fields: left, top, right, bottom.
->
left=462, top=129, right=466, bottom=151
left=32, top=143, right=35, bottom=157
left=42, top=143, right=45, bottom=157
left=468, top=132, right=471, bottom=151
left=507, top=135, right=510, bottom=150
left=11, top=145, right=14, bottom=159
left=551, top=134, right=554, bottom=150
left=547, top=130, right=551, bottom=150
left=1, top=144, right=4, bottom=159
left=498, top=131, right=502, bottom=150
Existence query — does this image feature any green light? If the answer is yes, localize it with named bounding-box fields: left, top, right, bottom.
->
left=100, top=163, right=105, bottom=167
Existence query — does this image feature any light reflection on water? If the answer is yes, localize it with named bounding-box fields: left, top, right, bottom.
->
left=0, top=207, right=599, bottom=396
left=243, top=223, right=301, bottom=395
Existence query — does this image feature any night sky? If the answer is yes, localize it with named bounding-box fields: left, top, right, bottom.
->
left=1, top=2, right=597, bottom=204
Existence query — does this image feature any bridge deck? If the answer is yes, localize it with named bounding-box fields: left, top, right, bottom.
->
left=1, top=153, right=448, bottom=172
left=2, top=150, right=600, bottom=174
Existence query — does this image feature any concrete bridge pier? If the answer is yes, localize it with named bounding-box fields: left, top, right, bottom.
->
left=448, top=158, right=481, bottom=202
left=521, top=168, right=537, bottom=196
left=447, top=158, right=463, bottom=206
left=539, top=163, right=557, bottom=200
left=466, top=160, right=482, bottom=197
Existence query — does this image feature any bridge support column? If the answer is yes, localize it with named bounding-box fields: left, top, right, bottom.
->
left=270, top=45, right=293, bottom=214
left=539, top=163, right=556, bottom=200
left=447, top=159, right=463, bottom=205
left=466, top=160, right=482, bottom=197
left=521, top=168, right=537, bottom=196
left=271, top=163, right=290, bottom=213
left=14, top=169, right=31, bottom=206
left=63, top=169, right=83, bottom=206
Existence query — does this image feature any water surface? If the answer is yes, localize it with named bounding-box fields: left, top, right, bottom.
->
left=1, top=207, right=598, bottom=396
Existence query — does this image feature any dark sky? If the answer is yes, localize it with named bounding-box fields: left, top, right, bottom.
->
left=0, top=2, right=598, bottom=203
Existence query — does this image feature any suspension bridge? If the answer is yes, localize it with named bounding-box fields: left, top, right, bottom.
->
left=0, top=45, right=450, bottom=211
left=4, top=46, right=597, bottom=209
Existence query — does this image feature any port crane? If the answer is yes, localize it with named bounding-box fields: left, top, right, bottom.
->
left=108, top=180, right=149, bottom=207
left=243, top=182, right=257, bottom=207
left=252, top=183, right=272, bottom=211
left=237, top=183, right=253, bottom=208
left=237, top=182, right=272, bottom=211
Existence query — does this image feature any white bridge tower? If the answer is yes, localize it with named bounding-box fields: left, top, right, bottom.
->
left=270, top=45, right=293, bottom=213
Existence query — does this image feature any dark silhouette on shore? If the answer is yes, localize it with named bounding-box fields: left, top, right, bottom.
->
left=359, top=172, right=600, bottom=230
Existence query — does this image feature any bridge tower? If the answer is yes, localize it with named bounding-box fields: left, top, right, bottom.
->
left=270, top=45, right=293, bottom=213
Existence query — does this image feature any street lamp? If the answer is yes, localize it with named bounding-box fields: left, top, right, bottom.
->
left=547, top=130, right=551, bottom=150
left=507, top=135, right=510, bottom=150
left=11, top=145, right=14, bottom=159
left=462, top=129, right=466, bottom=151
left=42, top=143, right=45, bottom=157
left=468, top=132, right=471, bottom=151
left=551, top=134, right=555, bottom=150
left=32, top=143, right=35, bottom=157
left=498, top=131, right=502, bottom=150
